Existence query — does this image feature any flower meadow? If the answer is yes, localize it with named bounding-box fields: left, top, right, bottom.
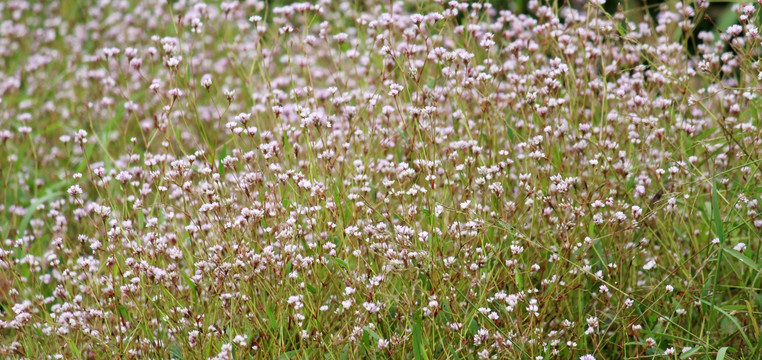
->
left=2, top=0, right=762, bottom=358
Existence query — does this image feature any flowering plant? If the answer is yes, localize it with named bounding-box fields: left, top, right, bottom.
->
left=0, top=0, right=760, bottom=359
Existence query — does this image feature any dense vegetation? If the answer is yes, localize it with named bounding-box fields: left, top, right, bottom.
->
left=1, top=0, right=762, bottom=359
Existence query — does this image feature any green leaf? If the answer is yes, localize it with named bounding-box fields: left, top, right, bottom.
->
left=701, top=298, right=753, bottom=350
left=723, top=246, right=760, bottom=272
left=516, top=272, right=523, bottom=291
left=169, top=344, right=185, bottom=360
left=716, top=346, right=729, bottom=360
left=306, top=283, right=318, bottom=294
left=412, top=314, right=428, bottom=360
left=331, top=256, right=349, bottom=269
left=712, top=184, right=725, bottom=243
left=266, top=304, right=277, bottom=330
left=68, top=339, right=82, bottom=358
left=361, top=328, right=371, bottom=353
left=218, top=145, right=227, bottom=176
left=448, top=345, right=461, bottom=360
left=181, top=271, right=198, bottom=293
left=363, top=326, right=382, bottom=342
left=280, top=350, right=305, bottom=359
left=717, top=8, right=738, bottom=31
left=15, top=190, right=63, bottom=255
left=117, top=304, right=132, bottom=322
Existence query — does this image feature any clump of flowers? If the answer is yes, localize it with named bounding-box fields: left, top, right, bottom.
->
left=0, top=0, right=760, bottom=358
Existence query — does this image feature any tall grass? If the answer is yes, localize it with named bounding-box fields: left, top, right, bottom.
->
left=1, top=0, right=761, bottom=359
